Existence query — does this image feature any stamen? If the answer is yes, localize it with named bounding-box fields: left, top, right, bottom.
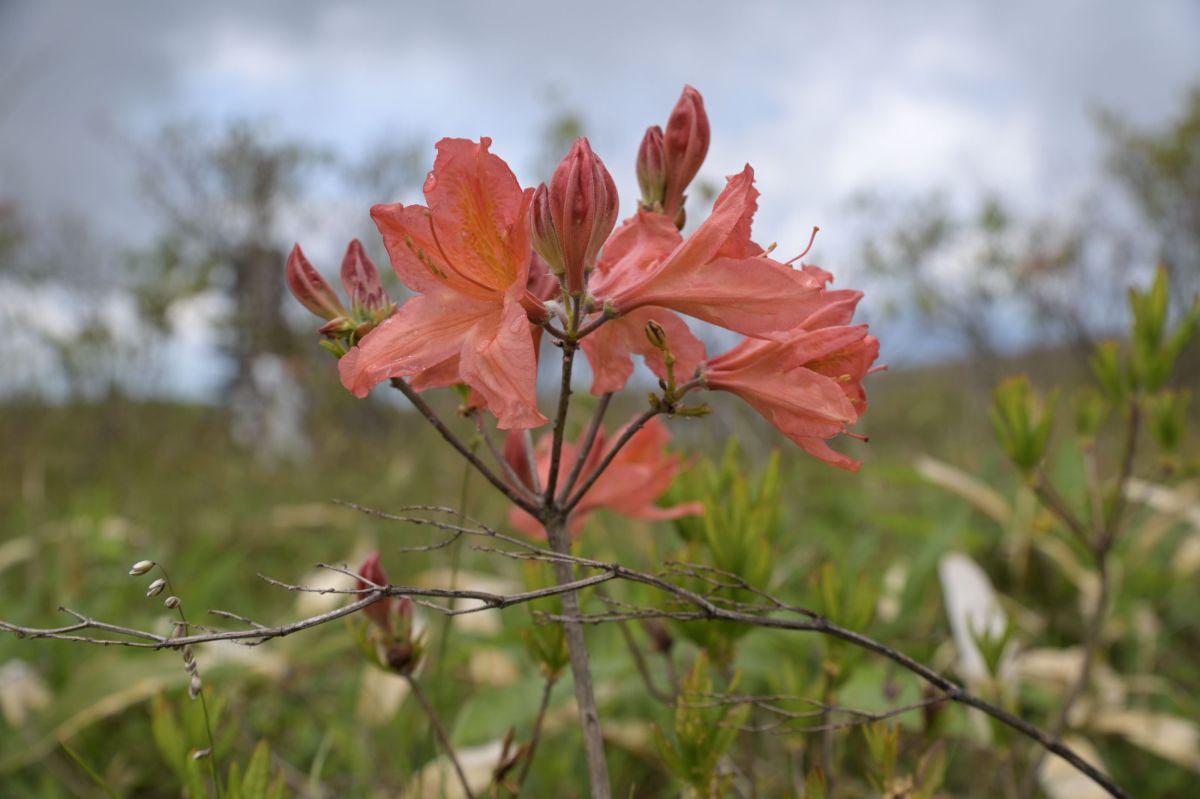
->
left=785, top=226, right=820, bottom=265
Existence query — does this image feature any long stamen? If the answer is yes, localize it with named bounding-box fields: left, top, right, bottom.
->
left=785, top=226, right=821, bottom=265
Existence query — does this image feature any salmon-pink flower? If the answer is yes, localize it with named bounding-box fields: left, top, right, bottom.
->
left=530, top=138, right=619, bottom=294
left=507, top=417, right=703, bottom=536
left=581, top=165, right=827, bottom=393
left=593, top=167, right=823, bottom=332
left=337, top=138, right=548, bottom=429
left=701, top=325, right=880, bottom=471
left=662, top=86, right=710, bottom=219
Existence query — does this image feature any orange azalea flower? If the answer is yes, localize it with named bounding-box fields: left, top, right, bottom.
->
left=582, top=166, right=826, bottom=393
left=505, top=417, right=703, bottom=536
left=701, top=324, right=880, bottom=471
left=337, top=138, right=548, bottom=429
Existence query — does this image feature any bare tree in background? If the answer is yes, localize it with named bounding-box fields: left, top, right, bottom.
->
left=851, top=84, right=1200, bottom=375
left=1100, top=86, right=1200, bottom=314
left=132, top=120, right=424, bottom=451
left=137, top=120, right=327, bottom=396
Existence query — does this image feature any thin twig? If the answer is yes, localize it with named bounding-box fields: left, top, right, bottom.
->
left=405, top=675, right=476, bottom=799
left=388, top=377, right=540, bottom=515
left=475, top=412, right=539, bottom=504
left=514, top=675, right=558, bottom=794
left=557, top=393, right=612, bottom=503
left=1030, top=475, right=1092, bottom=549
left=564, top=407, right=662, bottom=511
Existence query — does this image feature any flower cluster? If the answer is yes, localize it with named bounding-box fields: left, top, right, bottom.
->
left=287, top=85, right=880, bottom=527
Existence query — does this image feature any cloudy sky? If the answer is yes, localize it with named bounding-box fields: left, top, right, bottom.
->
left=1, top=1, right=1198, bottom=390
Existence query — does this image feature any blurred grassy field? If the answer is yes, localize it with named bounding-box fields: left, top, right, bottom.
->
left=1, top=352, right=1197, bottom=797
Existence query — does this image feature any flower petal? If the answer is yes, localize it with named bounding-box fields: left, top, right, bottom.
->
left=338, top=287, right=496, bottom=397
left=370, top=202, right=447, bottom=295
left=458, top=296, right=547, bottom=429
left=580, top=308, right=706, bottom=395
left=424, top=137, right=532, bottom=295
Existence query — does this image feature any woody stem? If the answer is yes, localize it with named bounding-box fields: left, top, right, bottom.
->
left=545, top=511, right=611, bottom=799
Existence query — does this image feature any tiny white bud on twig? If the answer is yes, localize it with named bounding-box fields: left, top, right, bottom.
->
left=146, top=578, right=167, bottom=597
left=164, top=596, right=180, bottom=609
left=129, top=560, right=155, bottom=576
left=189, top=674, right=202, bottom=699
left=191, top=747, right=212, bottom=760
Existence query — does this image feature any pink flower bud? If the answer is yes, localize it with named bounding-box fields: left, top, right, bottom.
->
left=662, top=86, right=710, bottom=218
left=286, top=245, right=348, bottom=321
left=529, top=183, right=565, bottom=278
left=636, top=125, right=667, bottom=210
left=357, top=552, right=392, bottom=631
left=532, top=138, right=619, bottom=294
left=340, top=239, right=390, bottom=314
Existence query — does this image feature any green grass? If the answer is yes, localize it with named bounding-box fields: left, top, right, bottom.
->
left=0, top=357, right=1197, bottom=797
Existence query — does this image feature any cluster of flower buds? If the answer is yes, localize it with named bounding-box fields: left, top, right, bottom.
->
left=286, top=239, right=397, bottom=357
left=355, top=552, right=423, bottom=675
left=637, top=85, right=710, bottom=226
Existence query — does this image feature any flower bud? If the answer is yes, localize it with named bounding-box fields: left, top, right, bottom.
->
left=636, top=126, right=667, bottom=211
left=645, top=319, right=669, bottom=351
left=286, top=244, right=348, bottom=321
left=340, top=239, right=391, bottom=315
left=532, top=138, right=619, bottom=294
left=188, top=674, right=202, bottom=700
left=191, top=747, right=212, bottom=761
left=529, top=184, right=565, bottom=277
left=128, top=560, right=156, bottom=576
left=662, top=85, right=710, bottom=218
left=357, top=552, right=392, bottom=631
left=164, top=595, right=181, bottom=609
left=146, top=578, right=167, bottom=598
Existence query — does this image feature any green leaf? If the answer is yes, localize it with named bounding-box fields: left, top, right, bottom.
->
left=240, top=740, right=272, bottom=799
